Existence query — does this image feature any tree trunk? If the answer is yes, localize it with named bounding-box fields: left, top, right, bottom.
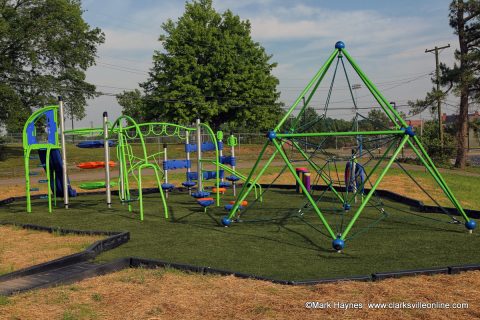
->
left=455, top=90, right=468, bottom=168
left=454, top=1, right=468, bottom=168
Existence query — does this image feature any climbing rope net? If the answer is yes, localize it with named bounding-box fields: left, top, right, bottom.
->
left=224, top=42, right=471, bottom=250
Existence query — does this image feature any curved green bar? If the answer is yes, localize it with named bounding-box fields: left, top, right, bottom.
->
left=79, top=181, right=117, bottom=190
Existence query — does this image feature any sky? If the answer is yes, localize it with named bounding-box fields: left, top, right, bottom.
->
left=77, top=0, right=460, bottom=128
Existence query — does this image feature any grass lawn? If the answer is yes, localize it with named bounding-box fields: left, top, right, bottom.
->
left=0, top=188, right=478, bottom=281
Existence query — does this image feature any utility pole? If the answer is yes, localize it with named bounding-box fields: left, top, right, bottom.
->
left=425, top=44, right=450, bottom=147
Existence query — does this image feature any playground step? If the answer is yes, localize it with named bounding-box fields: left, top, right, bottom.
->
left=29, top=188, right=39, bottom=192
left=38, top=179, right=48, bottom=183
left=0, top=259, right=128, bottom=296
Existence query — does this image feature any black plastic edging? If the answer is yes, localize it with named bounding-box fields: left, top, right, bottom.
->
left=258, top=184, right=480, bottom=217
left=26, top=258, right=132, bottom=293
left=372, top=266, right=450, bottom=281
left=448, top=264, right=480, bottom=274
left=1, top=223, right=480, bottom=287
left=0, top=223, right=129, bottom=282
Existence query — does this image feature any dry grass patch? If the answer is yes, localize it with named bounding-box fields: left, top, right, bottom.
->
left=0, top=226, right=103, bottom=274
left=1, top=268, right=479, bottom=320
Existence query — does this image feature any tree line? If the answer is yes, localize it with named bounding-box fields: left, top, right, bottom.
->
left=0, top=0, right=478, bottom=168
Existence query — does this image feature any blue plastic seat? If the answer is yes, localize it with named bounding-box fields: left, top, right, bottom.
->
left=219, top=181, right=231, bottom=188
left=161, top=183, right=175, bottom=190
left=192, top=191, right=211, bottom=198
left=182, top=181, right=196, bottom=188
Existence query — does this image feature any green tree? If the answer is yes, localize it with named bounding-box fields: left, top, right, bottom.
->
left=409, top=0, right=479, bottom=168
left=445, top=0, right=479, bottom=168
left=116, top=89, right=145, bottom=121
left=358, top=109, right=391, bottom=131
left=0, top=0, right=104, bottom=133
left=419, top=120, right=456, bottom=164
left=140, top=0, right=282, bottom=131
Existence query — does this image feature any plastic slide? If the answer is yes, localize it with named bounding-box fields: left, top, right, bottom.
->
left=38, top=149, right=77, bottom=197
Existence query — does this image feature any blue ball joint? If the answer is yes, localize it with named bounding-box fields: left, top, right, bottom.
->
left=221, top=216, right=232, bottom=227
left=335, top=41, right=345, bottom=49
left=343, top=203, right=351, bottom=211
left=266, top=131, right=277, bottom=141
left=466, top=219, right=476, bottom=232
left=332, top=237, right=345, bottom=251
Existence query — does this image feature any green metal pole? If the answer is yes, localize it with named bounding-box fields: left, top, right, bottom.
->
left=290, top=58, right=336, bottom=131
left=408, top=139, right=469, bottom=221
left=231, top=140, right=269, bottom=204
left=138, top=165, right=145, bottom=221
left=25, top=148, right=31, bottom=213
left=290, top=140, right=344, bottom=203
left=152, top=165, right=168, bottom=219
left=277, top=130, right=404, bottom=138
left=275, top=50, right=339, bottom=131
left=342, top=49, right=404, bottom=128
left=341, top=135, right=410, bottom=240
left=200, top=123, right=220, bottom=206
left=344, top=47, right=470, bottom=223
left=53, top=170, right=57, bottom=207
left=272, top=139, right=336, bottom=239
left=227, top=145, right=279, bottom=220
left=46, top=148, right=52, bottom=213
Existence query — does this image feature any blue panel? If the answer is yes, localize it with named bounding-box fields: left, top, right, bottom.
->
left=185, top=143, right=196, bottom=153
left=187, top=170, right=224, bottom=180
left=26, top=122, right=37, bottom=145
left=45, top=110, right=57, bottom=144
left=185, top=141, right=223, bottom=153
left=77, top=140, right=115, bottom=148
left=203, top=170, right=224, bottom=180
left=163, top=159, right=191, bottom=170
left=219, top=156, right=236, bottom=166
left=187, top=172, right=198, bottom=181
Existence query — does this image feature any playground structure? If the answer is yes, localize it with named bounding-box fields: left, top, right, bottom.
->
left=224, top=41, right=477, bottom=251
left=23, top=101, right=76, bottom=213
left=23, top=101, right=260, bottom=219
left=21, top=41, right=477, bottom=253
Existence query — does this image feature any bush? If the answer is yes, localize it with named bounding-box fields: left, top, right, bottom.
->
left=417, top=121, right=456, bottom=166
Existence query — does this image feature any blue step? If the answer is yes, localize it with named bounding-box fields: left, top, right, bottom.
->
left=161, top=183, right=175, bottom=190
left=29, top=172, right=39, bottom=176
left=30, top=188, right=39, bottom=192
left=38, top=179, right=48, bottom=183
left=39, top=195, right=49, bottom=199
